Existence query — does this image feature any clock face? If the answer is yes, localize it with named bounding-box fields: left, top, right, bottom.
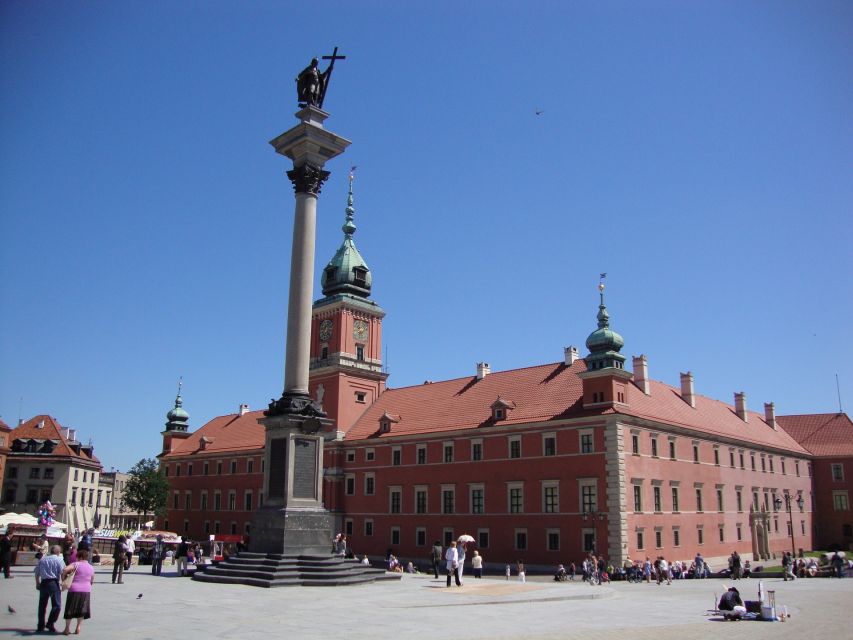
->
left=319, top=319, right=333, bottom=341
left=353, top=320, right=368, bottom=341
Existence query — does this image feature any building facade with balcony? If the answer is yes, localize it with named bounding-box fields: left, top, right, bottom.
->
left=1, top=415, right=102, bottom=532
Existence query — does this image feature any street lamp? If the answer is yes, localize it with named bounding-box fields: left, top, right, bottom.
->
left=773, top=491, right=804, bottom=557
left=582, top=510, right=607, bottom=555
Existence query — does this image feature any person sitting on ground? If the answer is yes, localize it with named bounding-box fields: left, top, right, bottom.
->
left=742, top=560, right=751, bottom=578
left=554, top=564, right=567, bottom=581
left=718, top=587, right=747, bottom=620
left=806, top=558, right=818, bottom=577
left=406, top=561, right=417, bottom=574
left=361, top=555, right=370, bottom=566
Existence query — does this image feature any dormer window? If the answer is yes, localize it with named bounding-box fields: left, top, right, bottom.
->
left=353, top=267, right=367, bottom=288
left=490, top=397, right=516, bottom=421
left=325, top=266, right=337, bottom=282
left=377, top=411, right=401, bottom=435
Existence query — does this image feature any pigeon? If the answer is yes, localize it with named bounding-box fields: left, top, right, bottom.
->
left=535, top=110, right=544, bottom=116
left=8, top=605, right=16, bottom=613
left=137, top=594, right=143, bottom=599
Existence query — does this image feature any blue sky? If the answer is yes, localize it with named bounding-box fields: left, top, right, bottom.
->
left=1, top=1, right=851, bottom=473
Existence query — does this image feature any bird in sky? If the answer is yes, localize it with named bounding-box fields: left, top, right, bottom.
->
left=535, top=109, right=544, bottom=116
left=7, top=605, right=16, bottom=613
left=137, top=594, right=143, bottom=599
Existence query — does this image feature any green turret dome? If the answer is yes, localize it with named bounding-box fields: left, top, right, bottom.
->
left=165, top=381, right=190, bottom=432
left=584, top=283, right=626, bottom=370
left=321, top=174, right=372, bottom=298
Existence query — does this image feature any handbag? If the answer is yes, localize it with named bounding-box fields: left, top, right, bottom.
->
left=61, top=563, right=77, bottom=591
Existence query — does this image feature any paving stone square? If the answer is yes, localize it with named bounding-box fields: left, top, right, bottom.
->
left=1, top=565, right=851, bottom=639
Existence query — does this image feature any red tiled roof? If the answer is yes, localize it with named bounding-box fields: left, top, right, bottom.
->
left=163, top=410, right=266, bottom=458
left=777, top=413, right=853, bottom=457
left=346, top=361, right=590, bottom=439
left=345, top=361, right=811, bottom=454
left=10, top=415, right=101, bottom=464
left=0, top=418, right=10, bottom=431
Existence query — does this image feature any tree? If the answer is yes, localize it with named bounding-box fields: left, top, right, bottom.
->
left=121, top=458, right=169, bottom=522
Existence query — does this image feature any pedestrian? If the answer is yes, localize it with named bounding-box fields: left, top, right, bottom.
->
left=830, top=552, right=844, bottom=578
left=124, top=536, right=135, bottom=570
left=517, top=559, right=526, bottom=583
left=569, top=561, right=576, bottom=581
left=35, top=544, right=65, bottom=633
left=731, top=551, right=741, bottom=580
left=505, top=563, right=511, bottom=580
left=445, top=540, right=460, bottom=587
left=0, top=533, right=13, bottom=579
left=62, top=547, right=95, bottom=635
left=471, top=550, right=483, bottom=578
left=32, top=534, right=49, bottom=560
left=111, top=536, right=127, bottom=584
left=457, top=541, right=467, bottom=585
left=782, top=551, right=793, bottom=581
left=62, top=533, right=74, bottom=565
left=78, top=530, right=92, bottom=552
left=694, top=552, right=705, bottom=579
left=431, top=541, right=443, bottom=579
left=151, top=534, right=166, bottom=576
left=175, top=537, right=190, bottom=576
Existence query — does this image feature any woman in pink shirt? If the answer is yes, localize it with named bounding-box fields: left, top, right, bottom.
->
left=61, top=548, right=95, bottom=635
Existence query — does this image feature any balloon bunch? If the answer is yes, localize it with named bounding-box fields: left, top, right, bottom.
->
left=37, top=500, right=56, bottom=526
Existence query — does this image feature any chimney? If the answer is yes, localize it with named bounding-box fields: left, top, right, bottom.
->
left=633, top=355, right=650, bottom=395
left=764, top=402, right=777, bottom=430
left=680, top=372, right=695, bottom=408
left=239, top=404, right=250, bottom=416
left=734, top=392, right=748, bottom=422
left=476, top=362, right=491, bottom=380
left=564, top=346, right=580, bottom=366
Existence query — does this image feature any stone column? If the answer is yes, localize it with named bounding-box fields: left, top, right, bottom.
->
left=267, top=106, right=351, bottom=415
left=251, top=106, right=350, bottom=556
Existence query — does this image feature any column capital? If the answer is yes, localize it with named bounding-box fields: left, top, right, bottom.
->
left=286, top=163, right=331, bottom=196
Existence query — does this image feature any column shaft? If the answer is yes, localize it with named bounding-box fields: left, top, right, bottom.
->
left=283, top=192, right=318, bottom=396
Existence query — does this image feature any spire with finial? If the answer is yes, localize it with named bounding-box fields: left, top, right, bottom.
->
left=585, top=277, right=625, bottom=370
left=320, top=168, right=373, bottom=298
left=165, top=377, right=190, bottom=432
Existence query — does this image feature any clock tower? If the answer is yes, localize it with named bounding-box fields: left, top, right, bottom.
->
left=309, top=173, right=387, bottom=436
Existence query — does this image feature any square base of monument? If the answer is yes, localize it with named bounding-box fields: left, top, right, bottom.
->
left=251, top=507, right=333, bottom=556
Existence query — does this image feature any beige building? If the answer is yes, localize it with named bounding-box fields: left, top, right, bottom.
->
left=1, top=415, right=102, bottom=533
left=98, top=471, right=153, bottom=530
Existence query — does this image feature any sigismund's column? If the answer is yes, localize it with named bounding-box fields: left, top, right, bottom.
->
left=252, top=101, right=350, bottom=555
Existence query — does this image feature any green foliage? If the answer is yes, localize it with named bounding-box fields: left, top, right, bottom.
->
left=121, top=458, right=169, bottom=517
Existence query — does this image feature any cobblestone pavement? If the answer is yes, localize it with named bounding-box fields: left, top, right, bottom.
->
left=0, top=565, right=849, bottom=639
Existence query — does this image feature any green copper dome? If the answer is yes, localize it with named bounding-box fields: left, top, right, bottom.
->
left=321, top=173, right=372, bottom=298
left=585, top=283, right=626, bottom=370
left=165, top=381, right=190, bottom=432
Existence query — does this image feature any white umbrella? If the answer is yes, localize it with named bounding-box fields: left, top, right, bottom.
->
left=457, top=534, right=474, bottom=543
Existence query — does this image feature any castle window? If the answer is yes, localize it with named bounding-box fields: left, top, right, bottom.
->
left=325, top=267, right=337, bottom=282
left=321, top=346, right=329, bottom=360
left=580, top=431, right=594, bottom=454
left=355, top=392, right=366, bottom=403
left=508, top=437, right=521, bottom=459
left=356, top=345, right=365, bottom=361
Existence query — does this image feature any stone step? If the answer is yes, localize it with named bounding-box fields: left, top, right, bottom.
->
left=191, top=552, right=400, bottom=588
